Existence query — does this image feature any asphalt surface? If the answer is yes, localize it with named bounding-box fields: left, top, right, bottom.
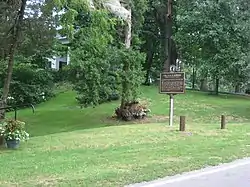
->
left=127, top=158, right=250, bottom=187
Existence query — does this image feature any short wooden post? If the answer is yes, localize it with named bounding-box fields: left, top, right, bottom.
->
left=179, top=116, right=186, bottom=131
left=0, top=135, right=4, bottom=146
left=221, top=115, right=226, bottom=129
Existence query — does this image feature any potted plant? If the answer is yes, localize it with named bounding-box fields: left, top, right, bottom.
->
left=0, top=119, right=29, bottom=149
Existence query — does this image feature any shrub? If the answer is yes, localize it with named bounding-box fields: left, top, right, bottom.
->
left=53, top=82, right=73, bottom=95
left=50, top=66, right=70, bottom=83
left=68, top=56, right=121, bottom=107
left=0, top=63, right=54, bottom=106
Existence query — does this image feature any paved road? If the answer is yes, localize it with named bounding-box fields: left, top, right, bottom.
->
left=127, top=158, right=250, bottom=187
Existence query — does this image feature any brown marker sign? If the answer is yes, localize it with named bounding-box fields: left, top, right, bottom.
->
left=160, top=72, right=185, bottom=94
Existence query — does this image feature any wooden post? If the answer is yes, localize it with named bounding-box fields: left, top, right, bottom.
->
left=221, top=115, right=226, bottom=129
left=0, top=135, right=4, bottom=146
left=179, top=116, right=185, bottom=131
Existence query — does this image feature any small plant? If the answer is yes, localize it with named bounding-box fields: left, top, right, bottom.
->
left=0, top=119, right=29, bottom=142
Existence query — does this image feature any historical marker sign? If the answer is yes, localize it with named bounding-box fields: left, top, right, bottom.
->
left=160, top=72, right=185, bottom=94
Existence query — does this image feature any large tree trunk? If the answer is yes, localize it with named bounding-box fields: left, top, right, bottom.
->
left=199, top=70, right=208, bottom=91
left=155, top=5, right=167, bottom=69
left=144, top=39, right=154, bottom=85
left=192, top=67, right=196, bottom=90
left=120, top=8, right=131, bottom=108
left=235, top=83, right=240, bottom=93
left=0, top=0, right=27, bottom=119
left=88, top=0, right=132, bottom=108
left=200, top=78, right=208, bottom=91
left=163, top=0, right=173, bottom=72
left=124, top=10, right=131, bottom=49
left=214, top=78, right=219, bottom=95
left=159, top=19, right=167, bottom=68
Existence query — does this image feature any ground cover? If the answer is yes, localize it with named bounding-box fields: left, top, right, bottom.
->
left=1, top=86, right=250, bottom=186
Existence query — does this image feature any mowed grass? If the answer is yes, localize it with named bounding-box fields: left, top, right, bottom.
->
left=1, top=86, right=250, bottom=186
left=14, top=86, right=250, bottom=136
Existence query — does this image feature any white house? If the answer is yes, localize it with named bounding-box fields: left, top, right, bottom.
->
left=48, top=32, right=70, bottom=70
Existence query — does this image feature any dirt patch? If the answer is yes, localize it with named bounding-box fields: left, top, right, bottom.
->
left=0, top=181, right=18, bottom=187
left=195, top=129, right=229, bottom=137
left=140, top=157, right=191, bottom=166
left=208, top=156, right=222, bottom=160
left=103, top=115, right=169, bottom=125
left=208, top=115, right=247, bottom=123
left=225, top=115, right=248, bottom=122
left=25, top=175, right=63, bottom=186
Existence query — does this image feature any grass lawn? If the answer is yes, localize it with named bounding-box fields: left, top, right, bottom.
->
left=1, top=86, right=250, bottom=186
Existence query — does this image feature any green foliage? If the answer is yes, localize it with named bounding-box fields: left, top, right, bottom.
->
left=54, top=0, right=147, bottom=109
left=51, top=67, right=70, bottom=83
left=117, top=48, right=145, bottom=103
left=176, top=0, right=250, bottom=93
left=130, top=0, right=149, bottom=46
left=69, top=46, right=145, bottom=107
left=65, top=10, right=120, bottom=107
left=68, top=55, right=120, bottom=107
left=0, top=63, right=54, bottom=106
left=53, top=0, right=92, bottom=38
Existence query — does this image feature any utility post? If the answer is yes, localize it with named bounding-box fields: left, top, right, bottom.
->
left=166, top=0, right=173, bottom=71
left=167, top=0, right=174, bottom=126
left=163, top=0, right=173, bottom=72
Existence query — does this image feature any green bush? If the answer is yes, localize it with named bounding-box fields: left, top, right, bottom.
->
left=0, top=63, right=54, bottom=106
left=50, top=66, right=70, bottom=83
left=67, top=57, right=120, bottom=107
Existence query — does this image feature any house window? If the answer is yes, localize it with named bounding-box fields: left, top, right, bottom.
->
left=59, top=61, right=67, bottom=70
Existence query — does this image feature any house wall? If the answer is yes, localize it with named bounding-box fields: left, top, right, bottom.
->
left=46, top=23, right=71, bottom=70
left=48, top=36, right=70, bottom=70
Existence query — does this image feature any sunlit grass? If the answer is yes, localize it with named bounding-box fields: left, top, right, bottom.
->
left=1, top=86, right=250, bottom=186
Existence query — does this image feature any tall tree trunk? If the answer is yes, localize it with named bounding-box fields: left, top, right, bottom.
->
left=0, top=0, right=27, bottom=119
left=200, top=78, right=208, bottom=91
left=163, top=0, right=173, bottom=72
left=192, top=67, right=196, bottom=90
left=235, top=84, right=240, bottom=93
left=144, top=39, right=154, bottom=85
left=200, top=70, right=208, bottom=91
left=124, top=10, right=131, bottom=49
left=120, top=8, right=131, bottom=108
left=155, top=6, right=167, bottom=69
left=215, top=78, right=219, bottom=95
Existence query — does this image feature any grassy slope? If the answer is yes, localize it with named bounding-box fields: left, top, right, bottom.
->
left=1, top=86, right=250, bottom=187
left=16, top=86, right=250, bottom=136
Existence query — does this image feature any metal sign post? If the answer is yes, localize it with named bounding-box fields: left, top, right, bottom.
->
left=169, top=94, right=174, bottom=126
left=158, top=0, right=186, bottom=126
left=159, top=71, right=185, bottom=126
